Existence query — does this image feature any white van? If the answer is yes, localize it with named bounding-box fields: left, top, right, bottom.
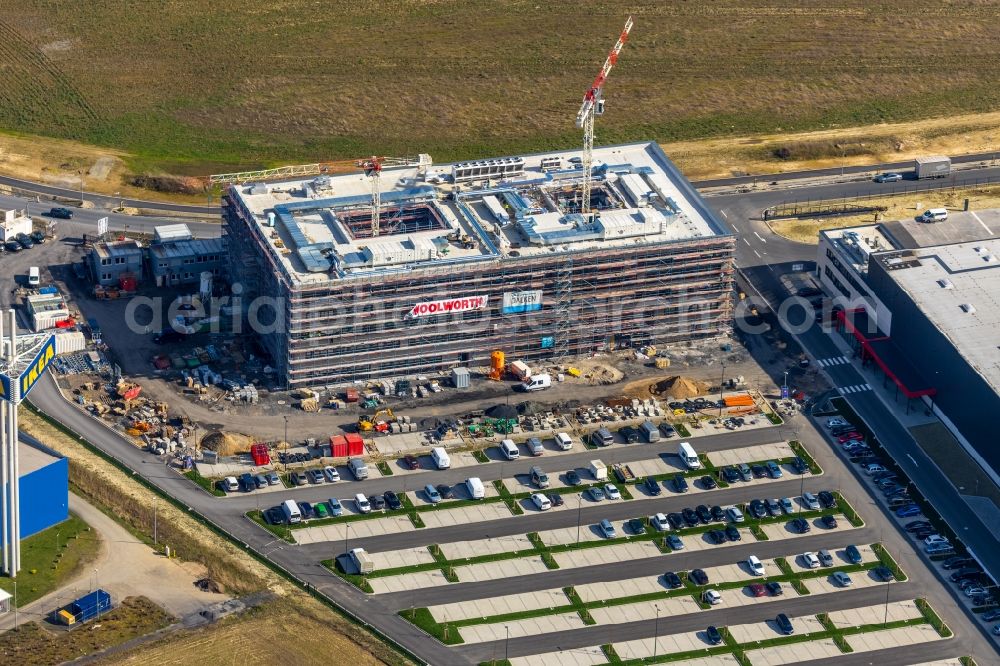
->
left=677, top=442, right=701, bottom=470
left=499, top=439, right=520, bottom=460
left=554, top=432, right=574, bottom=451
left=28, top=266, right=40, bottom=286
left=281, top=499, right=302, bottom=524
left=921, top=208, right=948, bottom=223
left=431, top=446, right=450, bottom=470
left=520, top=373, right=552, bottom=392
left=466, top=477, right=485, bottom=500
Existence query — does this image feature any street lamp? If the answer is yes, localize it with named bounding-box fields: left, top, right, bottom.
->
left=653, top=604, right=661, bottom=660
left=576, top=494, right=584, bottom=544
left=504, top=625, right=510, bottom=662
left=718, top=362, right=726, bottom=418
left=283, top=416, right=289, bottom=472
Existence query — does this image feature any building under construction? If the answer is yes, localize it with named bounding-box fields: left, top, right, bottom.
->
left=223, top=142, right=735, bottom=388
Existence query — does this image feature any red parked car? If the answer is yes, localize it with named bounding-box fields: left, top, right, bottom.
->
left=748, top=583, right=766, bottom=597
left=838, top=432, right=864, bottom=444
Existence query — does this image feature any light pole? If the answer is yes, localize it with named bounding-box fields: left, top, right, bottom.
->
left=652, top=604, right=661, bottom=660
left=93, top=568, right=98, bottom=591
left=576, top=494, right=584, bottom=544
left=13, top=580, right=17, bottom=631
left=153, top=500, right=158, bottom=546
left=718, top=362, right=726, bottom=418
left=504, top=625, right=510, bottom=662
left=343, top=523, right=350, bottom=560
left=283, top=416, right=289, bottom=472
left=78, top=170, right=84, bottom=204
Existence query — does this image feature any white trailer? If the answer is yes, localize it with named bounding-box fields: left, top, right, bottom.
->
left=915, top=156, right=951, bottom=179
left=589, top=460, right=608, bottom=481
left=350, top=547, right=375, bottom=574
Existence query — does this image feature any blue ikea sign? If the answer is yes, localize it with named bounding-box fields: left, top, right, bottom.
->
left=18, top=335, right=56, bottom=400
left=0, top=375, right=9, bottom=402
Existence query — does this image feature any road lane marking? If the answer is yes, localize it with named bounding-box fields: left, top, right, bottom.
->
left=743, top=238, right=753, bottom=247
left=906, top=454, right=918, bottom=467
left=720, top=210, right=729, bottom=218
left=969, top=211, right=993, bottom=235
left=754, top=231, right=767, bottom=243
left=753, top=249, right=762, bottom=258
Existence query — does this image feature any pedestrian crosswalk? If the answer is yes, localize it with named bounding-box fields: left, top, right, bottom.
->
left=817, top=356, right=850, bottom=367
left=838, top=383, right=872, bottom=395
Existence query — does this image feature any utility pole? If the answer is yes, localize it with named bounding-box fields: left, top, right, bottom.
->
left=153, top=500, right=158, bottom=546
left=718, top=362, right=726, bottom=418
left=653, top=604, right=661, bottom=660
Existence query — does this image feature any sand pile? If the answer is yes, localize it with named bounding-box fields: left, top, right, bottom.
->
left=200, top=430, right=255, bottom=456
left=624, top=375, right=710, bottom=400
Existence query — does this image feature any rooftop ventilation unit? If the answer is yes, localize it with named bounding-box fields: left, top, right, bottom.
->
left=937, top=278, right=954, bottom=289
left=960, top=303, right=977, bottom=314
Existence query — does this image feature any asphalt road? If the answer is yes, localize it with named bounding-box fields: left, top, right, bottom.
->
left=0, top=174, right=220, bottom=215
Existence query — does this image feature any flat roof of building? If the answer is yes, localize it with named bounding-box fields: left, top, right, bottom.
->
left=148, top=237, right=224, bottom=261
left=820, top=224, right=896, bottom=275
left=880, top=210, right=1000, bottom=249
left=880, top=238, right=1000, bottom=396
left=92, top=239, right=142, bottom=259
left=227, top=141, right=730, bottom=284
left=19, top=438, right=61, bottom=476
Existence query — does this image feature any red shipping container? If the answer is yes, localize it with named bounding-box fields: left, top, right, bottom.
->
left=346, top=433, right=364, bottom=456
left=250, top=443, right=270, bottom=466
left=344, top=388, right=359, bottom=403
left=330, top=435, right=349, bottom=458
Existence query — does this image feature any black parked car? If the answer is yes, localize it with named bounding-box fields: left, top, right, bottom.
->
left=722, top=466, right=740, bottom=483
left=765, top=581, right=783, bottom=596
left=29, top=230, right=46, bottom=244
left=942, top=556, right=975, bottom=570
left=681, top=507, right=700, bottom=527
left=370, top=494, right=387, bottom=511
left=871, top=566, right=895, bottom=582
left=818, top=491, right=836, bottom=508
left=748, top=499, right=768, bottom=519
left=790, top=518, right=810, bottom=533
left=689, top=568, right=709, bottom=585
left=725, top=524, right=741, bottom=541
left=618, top=426, right=640, bottom=443
left=791, top=457, right=808, bottom=474
left=672, top=474, right=689, bottom=493
left=298, top=501, right=314, bottom=519
left=15, top=233, right=33, bottom=249
left=384, top=490, right=402, bottom=510
left=700, top=475, right=717, bottom=490
left=642, top=476, right=662, bottom=496
left=706, top=625, right=722, bottom=645
left=750, top=464, right=767, bottom=479
left=819, top=515, right=838, bottom=529
left=436, top=484, right=454, bottom=499
left=706, top=529, right=726, bottom=545
left=663, top=571, right=683, bottom=589
left=695, top=505, right=712, bottom=523
left=549, top=493, right=564, bottom=508
left=667, top=512, right=685, bottom=530
left=710, top=505, right=726, bottom=522
left=627, top=518, right=644, bottom=534
left=4, top=240, right=20, bottom=252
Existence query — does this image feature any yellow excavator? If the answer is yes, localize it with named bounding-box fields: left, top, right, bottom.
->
left=358, top=408, right=394, bottom=434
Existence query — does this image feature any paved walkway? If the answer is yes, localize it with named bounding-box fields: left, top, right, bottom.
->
left=0, top=493, right=228, bottom=631
left=509, top=645, right=607, bottom=666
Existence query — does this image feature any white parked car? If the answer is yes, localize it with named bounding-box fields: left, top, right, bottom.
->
left=924, top=534, right=949, bottom=547
left=703, top=589, right=722, bottom=605
left=323, top=466, right=341, bottom=482
left=747, top=555, right=765, bottom=576
left=801, top=492, right=821, bottom=510
left=530, top=493, right=552, bottom=511
left=801, top=552, right=820, bottom=569
left=825, top=417, right=848, bottom=428
left=604, top=483, right=621, bottom=500
left=554, top=432, right=574, bottom=451
left=355, top=493, right=371, bottom=514
left=651, top=513, right=669, bottom=531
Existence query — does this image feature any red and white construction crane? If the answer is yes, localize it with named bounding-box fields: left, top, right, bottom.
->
left=575, top=16, right=633, bottom=215
left=355, top=155, right=431, bottom=238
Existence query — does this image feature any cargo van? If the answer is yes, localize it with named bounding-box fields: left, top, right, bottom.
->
left=590, top=427, right=613, bottom=447
left=28, top=266, right=40, bottom=286
left=638, top=421, right=660, bottom=443
left=677, top=442, right=701, bottom=470
left=921, top=208, right=948, bottom=223
left=348, top=457, right=369, bottom=480
left=499, top=439, right=520, bottom=460
left=431, top=446, right=451, bottom=469
left=466, top=477, right=485, bottom=500
left=520, top=373, right=552, bottom=392
left=281, top=499, right=302, bottom=524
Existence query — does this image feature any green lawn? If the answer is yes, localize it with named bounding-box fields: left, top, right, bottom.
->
left=0, top=513, right=102, bottom=606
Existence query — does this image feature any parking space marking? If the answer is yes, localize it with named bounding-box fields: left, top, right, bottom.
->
left=293, top=514, right=415, bottom=545
left=804, top=568, right=886, bottom=595
left=453, top=555, right=551, bottom=583
left=816, top=356, right=849, bottom=367
left=838, top=383, right=872, bottom=395
left=760, top=514, right=858, bottom=542
left=728, top=614, right=825, bottom=643
left=589, top=595, right=700, bottom=625
left=510, top=646, right=608, bottom=666
left=787, top=543, right=877, bottom=572
left=367, top=546, right=436, bottom=570
left=459, top=611, right=589, bottom=644
left=419, top=501, right=513, bottom=529
left=429, top=588, right=571, bottom=623
left=553, top=540, right=662, bottom=570
left=438, top=534, right=534, bottom=561
left=845, top=623, right=946, bottom=653
left=826, top=599, right=922, bottom=628
left=369, top=569, right=451, bottom=594
left=708, top=442, right=795, bottom=468
left=614, top=630, right=711, bottom=661
left=745, top=637, right=842, bottom=665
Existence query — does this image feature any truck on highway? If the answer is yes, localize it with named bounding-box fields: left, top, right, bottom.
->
left=915, top=156, right=951, bottom=179
left=350, top=547, right=375, bottom=575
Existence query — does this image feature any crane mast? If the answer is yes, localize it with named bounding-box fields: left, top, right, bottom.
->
left=575, top=16, right=633, bottom=216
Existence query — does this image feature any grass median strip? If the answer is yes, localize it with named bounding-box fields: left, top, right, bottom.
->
left=184, top=468, right=226, bottom=496
left=472, top=449, right=490, bottom=463
left=871, top=542, right=908, bottom=581
left=916, top=597, right=953, bottom=637
left=789, top=440, right=822, bottom=475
